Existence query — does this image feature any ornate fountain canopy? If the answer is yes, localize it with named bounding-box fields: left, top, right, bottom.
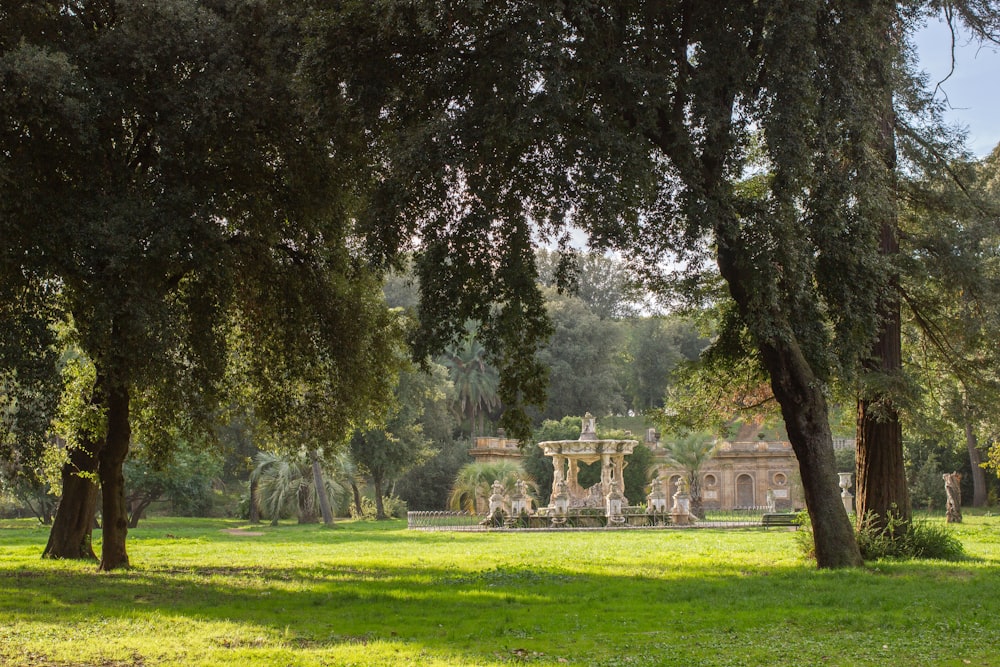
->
left=537, top=413, right=637, bottom=463
left=537, top=413, right=638, bottom=510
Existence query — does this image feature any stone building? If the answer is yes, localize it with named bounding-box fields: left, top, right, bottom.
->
left=651, top=439, right=801, bottom=511
left=470, top=426, right=805, bottom=511
left=468, top=430, right=523, bottom=464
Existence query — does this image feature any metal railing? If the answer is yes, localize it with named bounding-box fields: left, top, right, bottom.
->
left=406, top=511, right=487, bottom=531
left=407, top=506, right=802, bottom=531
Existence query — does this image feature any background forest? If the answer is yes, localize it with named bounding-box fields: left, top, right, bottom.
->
left=4, top=248, right=994, bottom=521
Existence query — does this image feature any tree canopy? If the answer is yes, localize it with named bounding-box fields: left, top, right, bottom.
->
left=5, top=1, right=1000, bottom=571
left=1, top=0, right=401, bottom=569
left=305, top=0, right=1000, bottom=567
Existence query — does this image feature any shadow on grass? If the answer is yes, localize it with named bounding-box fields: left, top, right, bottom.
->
left=3, top=518, right=1000, bottom=666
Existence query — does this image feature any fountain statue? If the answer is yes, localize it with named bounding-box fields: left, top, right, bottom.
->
left=538, top=413, right=638, bottom=524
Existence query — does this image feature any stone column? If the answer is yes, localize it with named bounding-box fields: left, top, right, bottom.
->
left=568, top=459, right=581, bottom=496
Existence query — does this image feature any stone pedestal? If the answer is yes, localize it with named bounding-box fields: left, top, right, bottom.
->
left=670, top=478, right=693, bottom=526
left=551, top=480, right=569, bottom=526
left=838, top=472, right=854, bottom=516
left=606, top=487, right=626, bottom=525
left=647, top=474, right=668, bottom=515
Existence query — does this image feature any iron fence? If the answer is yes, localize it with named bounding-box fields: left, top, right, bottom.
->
left=406, top=506, right=802, bottom=531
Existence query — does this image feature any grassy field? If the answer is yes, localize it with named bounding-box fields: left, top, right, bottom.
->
left=1, top=514, right=999, bottom=666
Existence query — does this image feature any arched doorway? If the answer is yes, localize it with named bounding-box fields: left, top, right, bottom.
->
left=736, top=474, right=755, bottom=508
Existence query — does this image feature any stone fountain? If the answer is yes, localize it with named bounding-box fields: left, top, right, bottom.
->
left=538, top=413, right=638, bottom=524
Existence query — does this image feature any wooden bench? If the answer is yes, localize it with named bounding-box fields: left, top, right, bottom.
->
left=761, top=513, right=799, bottom=529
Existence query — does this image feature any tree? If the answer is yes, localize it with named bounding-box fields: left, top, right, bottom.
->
left=249, top=451, right=348, bottom=526
left=536, top=249, right=645, bottom=320
left=448, top=461, right=535, bottom=514
left=2, top=1, right=400, bottom=569
left=659, top=434, right=718, bottom=519
left=333, top=2, right=1000, bottom=567
left=618, top=316, right=706, bottom=413
left=317, top=2, right=893, bottom=566
left=124, top=438, right=221, bottom=528
left=393, top=369, right=467, bottom=511
left=440, top=324, right=501, bottom=437
left=350, top=363, right=445, bottom=519
left=536, top=289, right=625, bottom=422
left=900, top=145, right=1000, bottom=508
left=394, top=437, right=472, bottom=511
left=0, top=460, right=56, bottom=525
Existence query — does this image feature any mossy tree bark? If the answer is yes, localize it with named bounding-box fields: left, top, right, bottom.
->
left=42, top=440, right=100, bottom=561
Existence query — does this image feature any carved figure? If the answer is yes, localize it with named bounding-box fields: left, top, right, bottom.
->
left=943, top=472, right=962, bottom=523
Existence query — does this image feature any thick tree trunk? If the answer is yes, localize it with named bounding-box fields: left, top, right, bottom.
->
left=759, top=339, right=863, bottom=568
left=855, top=9, right=910, bottom=532
left=716, top=245, right=862, bottom=568
left=43, top=440, right=100, bottom=560
left=310, top=450, right=335, bottom=525
left=97, top=382, right=131, bottom=571
left=964, top=421, right=988, bottom=507
left=855, top=223, right=910, bottom=531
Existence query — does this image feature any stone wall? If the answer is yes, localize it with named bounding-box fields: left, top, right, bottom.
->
left=654, top=440, right=801, bottom=511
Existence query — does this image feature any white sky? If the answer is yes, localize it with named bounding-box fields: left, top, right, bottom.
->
left=915, top=18, right=1000, bottom=157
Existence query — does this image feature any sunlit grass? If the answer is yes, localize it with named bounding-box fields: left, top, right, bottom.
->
left=2, top=514, right=999, bottom=666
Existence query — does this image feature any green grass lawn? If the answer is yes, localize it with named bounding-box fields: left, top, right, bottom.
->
left=1, top=514, right=999, bottom=666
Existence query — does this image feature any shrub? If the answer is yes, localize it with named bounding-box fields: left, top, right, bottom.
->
left=856, top=510, right=965, bottom=561
left=350, top=494, right=408, bottom=520
left=791, top=511, right=815, bottom=559
left=793, top=509, right=964, bottom=563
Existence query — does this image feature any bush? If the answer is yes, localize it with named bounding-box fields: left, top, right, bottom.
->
left=856, top=511, right=965, bottom=561
left=350, top=494, right=408, bottom=520
left=793, top=509, right=964, bottom=563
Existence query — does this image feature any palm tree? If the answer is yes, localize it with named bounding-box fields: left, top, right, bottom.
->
left=448, top=461, right=536, bottom=514
left=441, top=323, right=500, bottom=436
left=662, top=434, right=718, bottom=519
left=250, top=450, right=347, bottom=525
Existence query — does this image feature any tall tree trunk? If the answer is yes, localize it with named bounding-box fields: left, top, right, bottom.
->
left=310, top=450, right=335, bottom=525
left=97, top=381, right=131, bottom=571
left=854, top=1, right=911, bottom=533
left=759, top=339, right=863, bottom=568
left=964, top=421, right=988, bottom=507
left=856, top=223, right=910, bottom=530
left=42, top=439, right=100, bottom=560
left=717, top=245, right=863, bottom=568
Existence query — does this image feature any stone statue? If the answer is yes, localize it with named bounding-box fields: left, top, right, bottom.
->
left=943, top=472, right=962, bottom=523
